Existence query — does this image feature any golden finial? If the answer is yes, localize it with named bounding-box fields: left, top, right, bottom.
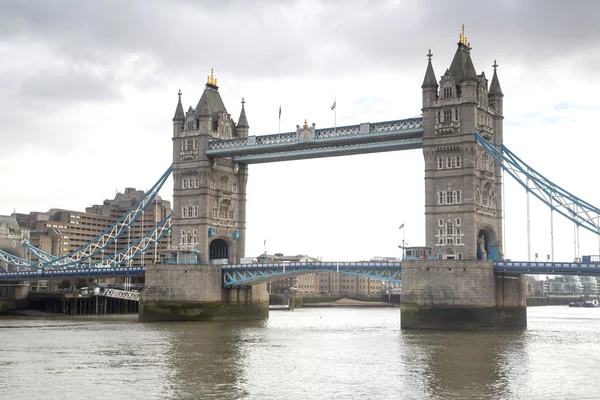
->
left=303, top=119, right=308, bottom=129
left=207, top=68, right=218, bottom=87
left=459, top=24, right=468, bottom=46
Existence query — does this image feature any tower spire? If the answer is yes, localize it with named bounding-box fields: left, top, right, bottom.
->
left=237, top=97, right=249, bottom=128
left=421, top=49, right=438, bottom=89
left=172, top=89, right=184, bottom=121
left=459, top=24, right=468, bottom=46
left=207, top=68, right=218, bottom=88
left=489, top=60, right=503, bottom=95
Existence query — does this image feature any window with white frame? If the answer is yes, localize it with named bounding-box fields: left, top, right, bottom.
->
left=438, top=190, right=462, bottom=205
left=435, top=218, right=465, bottom=247
left=443, top=110, right=452, bottom=122
left=443, top=86, right=452, bottom=98
left=436, top=155, right=462, bottom=170
left=182, top=178, right=187, bottom=189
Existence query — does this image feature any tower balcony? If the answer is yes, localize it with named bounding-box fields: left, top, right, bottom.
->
left=180, top=149, right=199, bottom=161
left=434, top=121, right=461, bottom=136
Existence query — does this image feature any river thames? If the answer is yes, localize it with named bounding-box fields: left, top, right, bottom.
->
left=1, top=306, right=599, bottom=399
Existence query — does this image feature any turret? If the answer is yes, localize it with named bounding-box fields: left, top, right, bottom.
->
left=236, top=98, right=249, bottom=138
left=421, top=49, right=438, bottom=108
left=488, top=60, right=503, bottom=116
left=460, top=53, right=478, bottom=103
left=172, top=89, right=184, bottom=137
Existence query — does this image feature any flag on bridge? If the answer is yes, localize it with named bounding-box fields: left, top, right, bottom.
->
left=399, top=223, right=405, bottom=230
left=331, top=101, right=336, bottom=110
left=279, top=105, right=281, bottom=119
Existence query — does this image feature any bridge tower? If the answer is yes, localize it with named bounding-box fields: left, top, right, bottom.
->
left=402, top=27, right=525, bottom=330
left=422, top=26, right=504, bottom=261
left=140, top=71, right=267, bottom=322
left=170, top=70, right=248, bottom=264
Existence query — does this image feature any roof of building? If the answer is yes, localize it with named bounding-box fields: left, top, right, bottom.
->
left=0, top=215, right=21, bottom=234
left=421, top=52, right=438, bottom=89
left=237, top=98, right=248, bottom=128
left=196, top=85, right=227, bottom=123
left=173, top=90, right=185, bottom=121
left=489, top=68, right=503, bottom=95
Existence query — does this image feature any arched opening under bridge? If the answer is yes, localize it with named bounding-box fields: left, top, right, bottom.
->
left=209, top=238, right=229, bottom=261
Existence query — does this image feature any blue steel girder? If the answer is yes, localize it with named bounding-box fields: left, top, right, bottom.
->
left=476, top=132, right=600, bottom=236
left=222, top=262, right=402, bottom=287
left=493, top=260, right=600, bottom=276
left=0, top=266, right=146, bottom=281
left=205, top=118, right=424, bottom=163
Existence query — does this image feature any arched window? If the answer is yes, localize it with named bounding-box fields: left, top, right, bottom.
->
left=443, top=86, right=452, bottom=99
left=182, top=178, right=187, bottom=189
left=219, top=175, right=229, bottom=191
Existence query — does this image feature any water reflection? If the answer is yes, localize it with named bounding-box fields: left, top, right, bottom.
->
left=154, top=320, right=266, bottom=399
left=401, top=331, right=527, bottom=399
left=1, top=307, right=600, bottom=400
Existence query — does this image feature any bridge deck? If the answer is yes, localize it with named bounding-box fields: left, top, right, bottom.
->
left=1, top=261, right=599, bottom=283
left=205, top=118, right=424, bottom=163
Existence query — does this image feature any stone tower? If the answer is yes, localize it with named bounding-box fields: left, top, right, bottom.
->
left=422, top=27, right=504, bottom=261
left=171, top=70, right=248, bottom=264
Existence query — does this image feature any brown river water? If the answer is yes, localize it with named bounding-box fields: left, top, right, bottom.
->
left=0, top=306, right=599, bottom=399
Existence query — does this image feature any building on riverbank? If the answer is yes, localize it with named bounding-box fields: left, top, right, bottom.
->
left=15, top=187, right=171, bottom=266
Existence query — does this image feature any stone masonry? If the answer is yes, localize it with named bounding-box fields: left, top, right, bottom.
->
left=422, top=28, right=504, bottom=261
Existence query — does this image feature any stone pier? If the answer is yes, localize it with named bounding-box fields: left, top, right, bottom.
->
left=139, top=264, right=269, bottom=322
left=400, top=260, right=526, bottom=330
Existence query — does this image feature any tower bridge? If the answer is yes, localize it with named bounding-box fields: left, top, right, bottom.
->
left=2, top=27, right=600, bottom=328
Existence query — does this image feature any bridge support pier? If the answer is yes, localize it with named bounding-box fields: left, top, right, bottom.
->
left=400, top=260, right=526, bottom=330
left=0, top=281, right=29, bottom=313
left=139, top=264, right=269, bottom=322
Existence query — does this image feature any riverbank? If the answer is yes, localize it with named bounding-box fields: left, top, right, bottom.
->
left=302, top=298, right=395, bottom=308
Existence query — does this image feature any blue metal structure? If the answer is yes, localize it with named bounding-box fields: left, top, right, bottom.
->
left=222, top=261, right=403, bottom=287
left=3, top=259, right=600, bottom=284
left=476, top=132, right=600, bottom=236
left=0, top=266, right=146, bottom=281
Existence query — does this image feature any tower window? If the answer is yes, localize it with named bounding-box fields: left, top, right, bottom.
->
left=443, top=87, right=452, bottom=98
left=443, top=110, right=452, bottom=122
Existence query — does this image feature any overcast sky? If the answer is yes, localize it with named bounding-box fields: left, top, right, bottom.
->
left=1, top=0, right=599, bottom=263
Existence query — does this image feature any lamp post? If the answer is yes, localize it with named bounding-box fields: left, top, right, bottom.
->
left=399, top=223, right=405, bottom=260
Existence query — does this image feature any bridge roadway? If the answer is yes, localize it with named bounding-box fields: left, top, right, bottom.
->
left=1, top=260, right=600, bottom=286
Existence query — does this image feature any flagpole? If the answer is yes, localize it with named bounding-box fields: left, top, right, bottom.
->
left=334, top=95, right=337, bottom=133
left=278, top=105, right=281, bottom=134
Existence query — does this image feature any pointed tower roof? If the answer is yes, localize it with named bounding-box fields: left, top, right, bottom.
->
left=462, top=53, right=478, bottom=82
left=489, top=60, right=503, bottom=95
left=448, top=24, right=472, bottom=82
left=198, top=97, right=211, bottom=118
left=173, top=89, right=185, bottom=121
left=237, top=97, right=249, bottom=128
left=421, top=49, right=438, bottom=89
left=196, top=68, right=227, bottom=123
